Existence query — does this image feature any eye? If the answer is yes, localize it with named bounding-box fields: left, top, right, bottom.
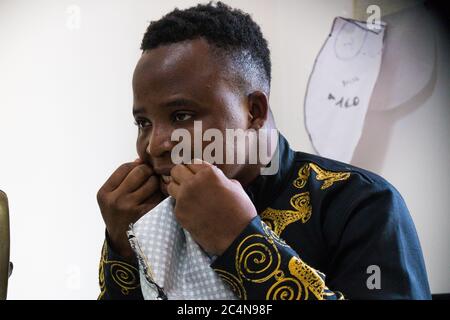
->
left=134, top=118, right=152, bottom=129
left=173, top=112, right=193, bottom=122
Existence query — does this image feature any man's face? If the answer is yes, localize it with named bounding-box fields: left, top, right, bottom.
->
left=132, top=38, right=252, bottom=195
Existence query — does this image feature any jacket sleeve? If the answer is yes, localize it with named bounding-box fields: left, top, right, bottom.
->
left=322, top=184, right=431, bottom=300
left=210, top=215, right=344, bottom=300
left=98, top=236, right=144, bottom=300
left=211, top=182, right=431, bottom=300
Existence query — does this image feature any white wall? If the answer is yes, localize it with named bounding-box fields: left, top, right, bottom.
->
left=351, top=3, right=450, bottom=294
left=0, top=0, right=447, bottom=299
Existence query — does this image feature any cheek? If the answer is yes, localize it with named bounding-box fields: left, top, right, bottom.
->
left=217, top=163, right=244, bottom=180
left=136, top=133, right=148, bottom=159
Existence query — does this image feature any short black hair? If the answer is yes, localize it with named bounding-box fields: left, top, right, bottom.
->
left=140, top=1, right=271, bottom=94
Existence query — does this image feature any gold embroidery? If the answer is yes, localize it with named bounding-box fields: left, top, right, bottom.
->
left=109, top=262, right=140, bottom=295
left=293, top=163, right=311, bottom=189
left=261, top=220, right=289, bottom=247
left=309, top=163, right=351, bottom=190
left=236, top=234, right=281, bottom=283
left=266, top=276, right=303, bottom=300
left=288, top=256, right=327, bottom=300
left=214, top=269, right=247, bottom=300
left=290, top=192, right=313, bottom=223
left=266, top=256, right=332, bottom=300
left=261, top=163, right=350, bottom=238
left=214, top=221, right=341, bottom=300
left=98, top=240, right=140, bottom=297
left=98, top=241, right=107, bottom=300
left=293, top=163, right=351, bottom=190
left=260, top=192, right=312, bottom=236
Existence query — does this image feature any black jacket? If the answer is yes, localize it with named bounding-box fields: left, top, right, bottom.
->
left=98, top=133, right=431, bottom=300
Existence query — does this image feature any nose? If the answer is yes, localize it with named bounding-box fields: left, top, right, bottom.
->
left=146, top=124, right=173, bottom=158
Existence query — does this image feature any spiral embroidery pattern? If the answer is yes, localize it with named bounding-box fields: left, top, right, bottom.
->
left=236, top=234, right=281, bottom=283
left=98, top=241, right=141, bottom=297
left=213, top=220, right=336, bottom=300
left=214, top=269, right=247, bottom=300
left=266, top=276, right=303, bottom=300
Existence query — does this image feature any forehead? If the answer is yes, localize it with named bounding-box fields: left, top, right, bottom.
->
left=132, top=38, right=227, bottom=104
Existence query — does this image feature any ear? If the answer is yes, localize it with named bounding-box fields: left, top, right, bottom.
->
left=247, top=91, right=270, bottom=130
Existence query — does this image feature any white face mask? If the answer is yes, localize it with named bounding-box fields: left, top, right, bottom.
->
left=128, top=197, right=237, bottom=300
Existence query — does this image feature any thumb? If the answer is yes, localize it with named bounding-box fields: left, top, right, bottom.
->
left=186, top=158, right=213, bottom=174
left=229, top=179, right=243, bottom=187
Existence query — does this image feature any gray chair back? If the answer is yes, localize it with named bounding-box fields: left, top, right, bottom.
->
left=0, top=190, right=10, bottom=300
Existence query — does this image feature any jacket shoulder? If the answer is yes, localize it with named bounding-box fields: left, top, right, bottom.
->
left=291, top=151, right=398, bottom=194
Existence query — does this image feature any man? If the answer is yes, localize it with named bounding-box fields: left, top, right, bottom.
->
left=97, top=2, right=431, bottom=300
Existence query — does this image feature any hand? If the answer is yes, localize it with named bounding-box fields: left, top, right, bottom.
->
left=97, top=159, right=164, bottom=261
left=168, top=160, right=257, bottom=256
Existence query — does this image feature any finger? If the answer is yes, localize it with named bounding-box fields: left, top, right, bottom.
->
left=116, top=164, right=154, bottom=194
left=229, top=178, right=245, bottom=191
left=130, top=175, right=160, bottom=204
left=185, top=159, right=213, bottom=174
left=136, top=202, right=156, bottom=218
left=136, top=193, right=165, bottom=215
left=101, top=161, right=141, bottom=192
left=167, top=181, right=180, bottom=199
left=170, top=164, right=194, bottom=184
left=230, top=179, right=242, bottom=186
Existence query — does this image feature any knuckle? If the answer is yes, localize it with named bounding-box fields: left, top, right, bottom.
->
left=134, top=164, right=147, bottom=175
left=119, top=162, right=135, bottom=172
left=96, top=189, right=105, bottom=203
left=199, top=166, right=219, bottom=182
left=137, top=164, right=153, bottom=177
left=204, top=166, right=217, bottom=177
left=99, top=191, right=115, bottom=209
left=147, top=175, right=159, bottom=187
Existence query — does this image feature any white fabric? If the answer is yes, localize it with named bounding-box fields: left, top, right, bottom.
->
left=128, top=197, right=236, bottom=300
left=304, top=17, right=386, bottom=163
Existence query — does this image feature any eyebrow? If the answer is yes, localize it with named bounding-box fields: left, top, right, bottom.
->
left=162, top=98, right=201, bottom=109
left=133, top=98, right=201, bottom=116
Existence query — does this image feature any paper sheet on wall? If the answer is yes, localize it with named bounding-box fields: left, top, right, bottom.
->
left=304, top=17, right=386, bottom=163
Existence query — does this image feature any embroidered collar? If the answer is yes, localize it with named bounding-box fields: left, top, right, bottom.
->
left=245, top=132, right=297, bottom=214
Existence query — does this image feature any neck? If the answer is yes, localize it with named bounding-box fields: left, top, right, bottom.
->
left=236, top=164, right=265, bottom=188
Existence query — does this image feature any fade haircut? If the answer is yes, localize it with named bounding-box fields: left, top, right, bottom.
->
left=140, top=1, right=271, bottom=95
